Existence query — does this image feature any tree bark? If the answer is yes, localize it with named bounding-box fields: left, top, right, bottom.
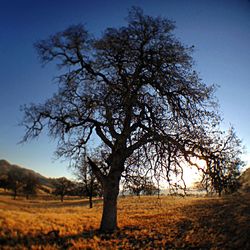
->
left=89, top=175, right=93, bottom=208
left=13, top=189, right=17, bottom=200
left=88, top=156, right=123, bottom=232
left=89, top=195, right=93, bottom=208
left=99, top=172, right=121, bottom=233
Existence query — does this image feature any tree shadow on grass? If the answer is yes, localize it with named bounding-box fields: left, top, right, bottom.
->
left=0, top=229, right=87, bottom=249
left=178, top=193, right=250, bottom=249
left=0, top=227, right=142, bottom=250
left=0, top=224, right=218, bottom=249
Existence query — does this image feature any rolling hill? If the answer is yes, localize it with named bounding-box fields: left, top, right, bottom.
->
left=240, top=167, right=250, bottom=192
left=0, top=159, right=56, bottom=190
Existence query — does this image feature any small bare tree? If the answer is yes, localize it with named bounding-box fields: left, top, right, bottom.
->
left=74, top=154, right=103, bottom=208
left=200, top=128, right=243, bottom=196
left=0, top=174, right=9, bottom=191
left=22, top=172, right=39, bottom=199
left=52, top=177, right=73, bottom=202
left=7, top=168, right=25, bottom=200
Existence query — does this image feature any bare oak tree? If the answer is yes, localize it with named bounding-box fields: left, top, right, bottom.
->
left=73, top=154, right=103, bottom=208
left=52, top=177, right=73, bottom=202
left=7, top=168, right=24, bottom=200
left=22, top=172, right=39, bottom=199
left=199, top=128, right=243, bottom=196
left=21, top=8, right=243, bottom=232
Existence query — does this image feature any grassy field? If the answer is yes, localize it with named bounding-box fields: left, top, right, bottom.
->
left=0, top=193, right=249, bottom=249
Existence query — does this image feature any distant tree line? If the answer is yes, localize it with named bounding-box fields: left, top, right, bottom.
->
left=0, top=166, right=104, bottom=205
left=0, top=156, right=242, bottom=203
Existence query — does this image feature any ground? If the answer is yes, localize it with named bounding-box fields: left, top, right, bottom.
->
left=0, top=193, right=249, bottom=249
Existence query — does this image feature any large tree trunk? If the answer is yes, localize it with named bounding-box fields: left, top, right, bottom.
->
left=100, top=172, right=121, bottom=233
left=87, top=156, right=123, bottom=233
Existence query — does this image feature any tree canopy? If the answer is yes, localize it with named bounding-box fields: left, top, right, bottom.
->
left=21, top=7, right=243, bottom=232
left=52, top=177, right=74, bottom=202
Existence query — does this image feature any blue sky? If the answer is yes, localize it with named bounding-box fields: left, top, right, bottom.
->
left=0, top=0, right=250, bottom=179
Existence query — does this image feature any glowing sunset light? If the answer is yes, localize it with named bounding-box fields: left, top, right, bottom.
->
left=183, top=158, right=206, bottom=187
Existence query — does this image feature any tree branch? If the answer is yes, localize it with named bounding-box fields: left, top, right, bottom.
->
left=87, top=157, right=105, bottom=185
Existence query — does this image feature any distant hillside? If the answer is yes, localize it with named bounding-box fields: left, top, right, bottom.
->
left=0, top=159, right=55, bottom=189
left=240, top=167, right=250, bottom=192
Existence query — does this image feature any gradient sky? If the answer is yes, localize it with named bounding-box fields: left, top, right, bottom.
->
left=0, top=0, right=250, bottom=180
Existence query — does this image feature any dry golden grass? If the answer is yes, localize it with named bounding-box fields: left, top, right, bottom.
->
left=0, top=193, right=249, bottom=249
